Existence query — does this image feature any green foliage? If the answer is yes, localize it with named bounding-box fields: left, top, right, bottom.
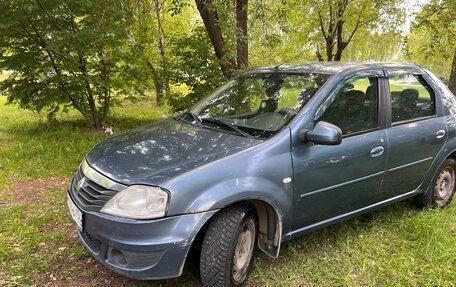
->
left=309, top=0, right=404, bottom=61
left=0, top=0, right=454, bottom=123
left=167, top=27, right=225, bottom=112
left=0, top=0, right=147, bottom=129
left=247, top=0, right=405, bottom=65
left=248, top=0, right=316, bottom=66
left=406, top=0, right=456, bottom=81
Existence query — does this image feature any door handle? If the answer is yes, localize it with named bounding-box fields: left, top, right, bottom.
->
left=370, top=146, right=384, bottom=158
left=436, top=130, right=446, bottom=139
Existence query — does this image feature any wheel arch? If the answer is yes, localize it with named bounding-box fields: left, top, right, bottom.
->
left=192, top=198, right=283, bottom=259
left=244, top=199, right=282, bottom=258
left=419, top=143, right=456, bottom=195
left=447, top=149, right=456, bottom=159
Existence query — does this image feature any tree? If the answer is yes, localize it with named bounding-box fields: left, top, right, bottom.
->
left=195, top=0, right=248, bottom=78
left=132, top=0, right=172, bottom=105
left=0, top=0, right=144, bottom=129
left=407, top=0, right=456, bottom=93
left=245, top=0, right=405, bottom=66
left=236, top=0, right=248, bottom=69
left=308, top=0, right=403, bottom=61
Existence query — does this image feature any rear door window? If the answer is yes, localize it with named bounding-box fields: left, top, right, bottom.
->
left=389, top=75, right=435, bottom=123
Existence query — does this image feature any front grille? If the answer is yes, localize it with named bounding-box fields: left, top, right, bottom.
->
left=70, top=167, right=118, bottom=211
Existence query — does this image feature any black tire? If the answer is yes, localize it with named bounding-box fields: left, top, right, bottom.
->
left=414, top=158, right=456, bottom=208
left=200, top=204, right=258, bottom=287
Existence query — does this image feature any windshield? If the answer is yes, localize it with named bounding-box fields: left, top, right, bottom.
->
left=183, top=73, right=330, bottom=138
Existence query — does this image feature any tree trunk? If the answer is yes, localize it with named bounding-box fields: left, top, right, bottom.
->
left=78, top=52, right=101, bottom=130
left=318, top=6, right=335, bottom=61
left=333, top=2, right=344, bottom=61
left=318, top=0, right=359, bottom=62
left=195, top=0, right=236, bottom=78
left=316, top=46, right=324, bottom=61
left=334, top=20, right=343, bottom=61
left=153, top=0, right=169, bottom=104
left=236, top=0, right=248, bottom=69
left=326, top=38, right=334, bottom=61
left=99, top=51, right=110, bottom=122
left=70, top=98, right=94, bottom=129
left=449, top=51, right=456, bottom=95
left=146, top=60, right=164, bottom=105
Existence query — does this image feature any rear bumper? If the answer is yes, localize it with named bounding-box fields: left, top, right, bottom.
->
left=69, top=191, right=217, bottom=279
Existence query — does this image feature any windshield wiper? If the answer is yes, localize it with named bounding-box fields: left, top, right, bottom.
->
left=201, top=117, right=255, bottom=138
left=175, top=111, right=202, bottom=126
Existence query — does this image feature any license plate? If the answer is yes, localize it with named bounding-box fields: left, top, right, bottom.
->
left=68, top=195, right=83, bottom=230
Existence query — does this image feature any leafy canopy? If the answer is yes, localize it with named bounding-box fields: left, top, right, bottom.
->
left=0, top=0, right=146, bottom=129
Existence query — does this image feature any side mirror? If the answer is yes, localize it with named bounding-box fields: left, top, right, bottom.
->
left=299, top=121, right=342, bottom=145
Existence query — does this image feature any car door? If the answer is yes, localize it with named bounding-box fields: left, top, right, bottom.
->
left=380, top=69, right=447, bottom=199
left=292, top=72, right=389, bottom=229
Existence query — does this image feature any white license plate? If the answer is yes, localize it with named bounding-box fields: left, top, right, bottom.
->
left=68, top=195, right=83, bottom=230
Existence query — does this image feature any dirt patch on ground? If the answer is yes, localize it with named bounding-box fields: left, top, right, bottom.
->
left=36, top=226, right=202, bottom=287
left=33, top=225, right=201, bottom=287
left=0, top=176, right=71, bottom=207
left=32, top=238, right=138, bottom=287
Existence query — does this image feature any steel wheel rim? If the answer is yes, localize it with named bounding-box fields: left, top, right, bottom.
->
left=232, top=217, right=255, bottom=283
left=434, top=166, right=455, bottom=206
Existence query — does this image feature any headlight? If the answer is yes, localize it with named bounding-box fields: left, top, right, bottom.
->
left=100, top=185, right=168, bottom=219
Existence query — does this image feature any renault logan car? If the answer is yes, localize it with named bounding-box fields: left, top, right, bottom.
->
left=67, top=62, right=456, bottom=287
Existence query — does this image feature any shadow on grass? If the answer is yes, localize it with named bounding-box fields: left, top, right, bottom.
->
left=6, top=115, right=170, bottom=137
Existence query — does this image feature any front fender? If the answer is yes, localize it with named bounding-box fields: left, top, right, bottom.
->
left=168, top=175, right=294, bottom=239
left=182, top=175, right=292, bottom=258
left=185, top=176, right=290, bottom=215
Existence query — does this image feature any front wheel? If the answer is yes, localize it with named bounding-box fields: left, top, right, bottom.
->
left=200, top=204, right=258, bottom=287
left=414, top=158, right=456, bottom=208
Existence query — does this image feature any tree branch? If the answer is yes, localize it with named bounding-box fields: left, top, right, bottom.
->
left=345, top=9, right=362, bottom=46
left=318, top=10, right=327, bottom=40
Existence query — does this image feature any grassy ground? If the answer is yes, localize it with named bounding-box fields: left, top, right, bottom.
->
left=0, top=97, right=455, bottom=287
left=0, top=97, right=168, bottom=188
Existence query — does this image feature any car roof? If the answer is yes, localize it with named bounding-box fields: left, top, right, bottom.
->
left=245, top=62, right=424, bottom=75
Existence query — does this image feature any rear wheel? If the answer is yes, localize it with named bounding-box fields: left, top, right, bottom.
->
left=200, top=204, right=258, bottom=287
left=414, top=158, right=456, bottom=208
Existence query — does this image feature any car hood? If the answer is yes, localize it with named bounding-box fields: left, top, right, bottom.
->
left=86, top=119, right=262, bottom=186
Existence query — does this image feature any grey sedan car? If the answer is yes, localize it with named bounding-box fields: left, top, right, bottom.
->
left=67, top=62, right=456, bottom=287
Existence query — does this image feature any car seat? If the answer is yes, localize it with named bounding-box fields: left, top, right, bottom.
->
left=397, top=89, right=419, bottom=121
left=344, top=90, right=367, bottom=132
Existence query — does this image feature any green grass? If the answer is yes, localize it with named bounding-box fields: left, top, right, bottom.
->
left=0, top=98, right=455, bottom=286
left=252, top=203, right=455, bottom=286
left=0, top=97, right=170, bottom=188
left=0, top=190, right=72, bottom=286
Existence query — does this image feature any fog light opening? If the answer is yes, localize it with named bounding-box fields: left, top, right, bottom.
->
left=110, top=249, right=128, bottom=266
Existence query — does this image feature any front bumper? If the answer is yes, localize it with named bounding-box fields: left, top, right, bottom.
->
left=68, top=191, right=217, bottom=279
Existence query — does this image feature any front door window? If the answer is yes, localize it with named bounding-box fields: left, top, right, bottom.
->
left=319, top=76, right=378, bottom=135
